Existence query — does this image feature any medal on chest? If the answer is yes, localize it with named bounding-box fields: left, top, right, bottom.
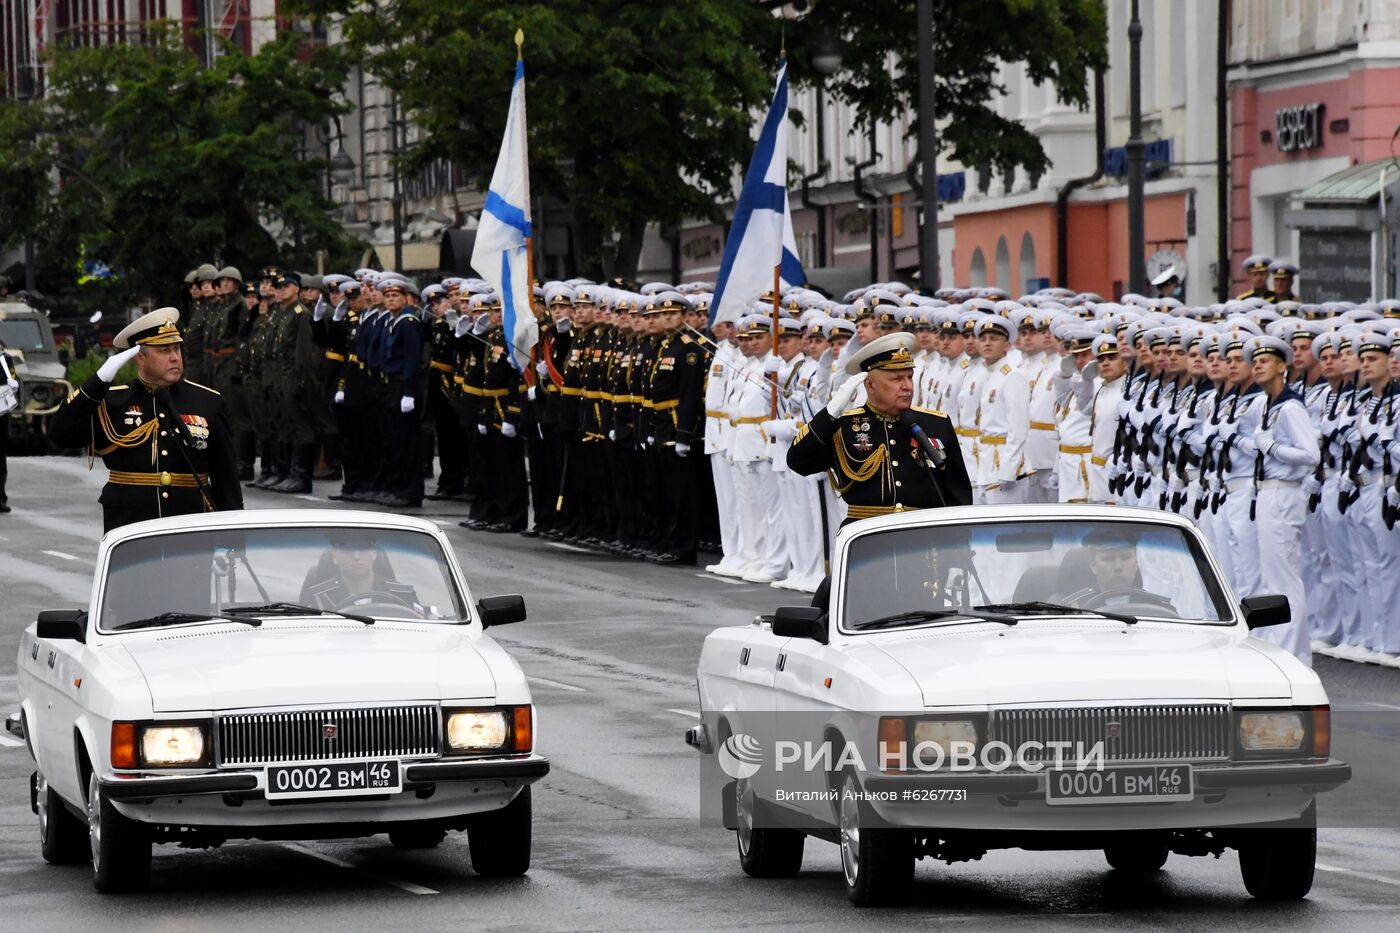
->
left=852, top=431, right=873, bottom=453
left=123, top=405, right=144, bottom=427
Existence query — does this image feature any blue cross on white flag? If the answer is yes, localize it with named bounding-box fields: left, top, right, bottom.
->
left=709, top=60, right=805, bottom=327
left=471, top=56, right=538, bottom=371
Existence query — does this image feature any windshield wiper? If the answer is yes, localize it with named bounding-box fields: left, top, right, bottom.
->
left=974, top=601, right=1138, bottom=625
left=112, top=610, right=259, bottom=631
left=854, top=607, right=1019, bottom=630
left=225, top=602, right=375, bottom=625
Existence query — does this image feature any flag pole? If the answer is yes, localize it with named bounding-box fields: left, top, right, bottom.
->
left=515, top=27, right=539, bottom=387
left=769, top=263, right=780, bottom=418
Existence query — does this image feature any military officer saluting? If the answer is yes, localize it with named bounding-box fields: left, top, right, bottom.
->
left=48, top=307, right=243, bottom=532
left=788, top=332, right=972, bottom=523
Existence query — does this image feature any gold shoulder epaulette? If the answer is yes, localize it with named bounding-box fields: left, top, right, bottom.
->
left=841, top=407, right=864, bottom=417
left=184, top=379, right=221, bottom=395
left=680, top=334, right=693, bottom=344
left=913, top=406, right=949, bottom=418
left=109, top=384, right=128, bottom=391
left=959, top=359, right=970, bottom=369
left=1000, top=363, right=1012, bottom=375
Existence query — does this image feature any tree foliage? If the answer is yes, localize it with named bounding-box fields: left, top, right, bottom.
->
left=0, top=27, right=360, bottom=314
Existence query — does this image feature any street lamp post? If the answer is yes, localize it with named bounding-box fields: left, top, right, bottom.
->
left=1126, top=0, right=1147, bottom=295
left=390, top=93, right=405, bottom=272
left=916, top=0, right=939, bottom=291
left=800, top=29, right=841, bottom=269
left=16, top=66, right=37, bottom=295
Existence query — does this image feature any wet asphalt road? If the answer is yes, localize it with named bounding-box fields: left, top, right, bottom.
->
left=1, top=456, right=1399, bottom=932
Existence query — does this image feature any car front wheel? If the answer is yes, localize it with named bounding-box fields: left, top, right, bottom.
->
left=838, top=770, right=912, bottom=907
left=87, top=772, right=151, bottom=893
left=735, top=775, right=804, bottom=877
left=36, top=769, right=88, bottom=864
left=1239, top=826, right=1316, bottom=900
left=468, top=786, right=531, bottom=876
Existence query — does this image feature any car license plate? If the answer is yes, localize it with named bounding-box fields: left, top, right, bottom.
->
left=266, top=759, right=401, bottom=800
left=1045, top=764, right=1192, bottom=805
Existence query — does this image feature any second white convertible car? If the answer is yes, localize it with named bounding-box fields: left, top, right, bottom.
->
left=688, top=505, right=1350, bottom=906
left=12, top=510, right=546, bottom=892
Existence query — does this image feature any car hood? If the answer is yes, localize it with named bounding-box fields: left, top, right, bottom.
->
left=116, top=620, right=497, bottom=712
left=872, top=621, right=1291, bottom=707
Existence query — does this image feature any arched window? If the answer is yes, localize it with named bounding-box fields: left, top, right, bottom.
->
left=969, top=248, right=987, bottom=287
left=994, top=236, right=1011, bottom=292
left=1019, top=232, right=1037, bottom=293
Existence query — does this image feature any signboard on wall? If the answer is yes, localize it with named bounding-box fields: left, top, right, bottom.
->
left=1300, top=230, right=1371, bottom=302
left=1276, top=103, right=1324, bottom=153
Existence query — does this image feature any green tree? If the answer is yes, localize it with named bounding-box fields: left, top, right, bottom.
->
left=0, top=26, right=361, bottom=315
left=298, top=0, right=1105, bottom=280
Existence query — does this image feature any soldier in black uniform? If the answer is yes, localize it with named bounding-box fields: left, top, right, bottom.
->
left=423, top=284, right=467, bottom=499
left=479, top=295, right=529, bottom=530
left=646, top=293, right=706, bottom=564
left=380, top=278, right=427, bottom=507
left=48, top=308, right=243, bottom=532
left=788, top=332, right=972, bottom=523
left=1269, top=260, right=1299, bottom=303
left=316, top=277, right=363, bottom=500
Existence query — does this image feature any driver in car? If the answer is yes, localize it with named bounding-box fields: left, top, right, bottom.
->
left=1062, top=527, right=1176, bottom=613
left=299, top=530, right=419, bottom=611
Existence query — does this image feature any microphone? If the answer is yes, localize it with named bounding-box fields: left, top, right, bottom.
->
left=899, top=410, right=946, bottom=468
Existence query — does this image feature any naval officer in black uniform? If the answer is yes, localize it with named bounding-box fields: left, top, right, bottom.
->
left=788, top=331, right=972, bottom=524
left=48, top=307, right=243, bottom=532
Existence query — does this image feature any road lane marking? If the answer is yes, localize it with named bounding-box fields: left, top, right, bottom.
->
left=1364, top=701, right=1400, bottom=711
left=282, top=843, right=438, bottom=895
left=547, top=542, right=593, bottom=554
left=295, top=495, right=324, bottom=502
left=1316, top=862, right=1400, bottom=887
left=41, top=550, right=84, bottom=562
left=693, top=573, right=748, bottom=586
left=0, top=734, right=25, bottom=748
left=531, top=676, right=586, bottom=693
left=666, top=708, right=700, bottom=718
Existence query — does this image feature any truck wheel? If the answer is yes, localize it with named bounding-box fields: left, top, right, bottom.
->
left=37, top=769, right=89, bottom=864
left=735, top=775, right=804, bottom=877
left=1239, top=826, right=1316, bottom=900
left=467, top=786, right=531, bottom=876
left=87, top=772, right=151, bottom=893
left=838, top=770, right=912, bottom=907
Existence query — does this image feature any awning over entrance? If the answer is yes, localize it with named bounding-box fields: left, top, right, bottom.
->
left=1294, top=157, right=1400, bottom=205
left=1283, top=157, right=1400, bottom=302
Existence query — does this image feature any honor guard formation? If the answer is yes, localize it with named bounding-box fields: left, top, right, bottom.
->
left=60, top=256, right=1400, bottom=669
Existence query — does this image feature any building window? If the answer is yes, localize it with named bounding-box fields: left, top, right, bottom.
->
left=970, top=247, right=987, bottom=287
left=1019, top=232, right=1037, bottom=294
left=995, top=236, right=1011, bottom=293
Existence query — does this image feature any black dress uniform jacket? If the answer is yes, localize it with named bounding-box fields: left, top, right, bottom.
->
left=49, top=374, right=244, bottom=532
left=787, top=403, right=972, bottom=523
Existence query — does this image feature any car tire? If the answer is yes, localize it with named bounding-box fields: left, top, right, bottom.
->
left=36, top=770, right=89, bottom=865
left=1104, top=837, right=1169, bottom=872
left=1238, top=826, right=1316, bottom=900
left=388, top=825, right=447, bottom=849
left=87, top=771, right=152, bottom=893
left=734, top=776, right=804, bottom=878
left=467, top=786, right=531, bottom=876
left=838, top=770, right=912, bottom=907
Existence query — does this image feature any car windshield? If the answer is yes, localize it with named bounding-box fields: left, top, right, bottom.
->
left=98, top=526, right=469, bottom=631
left=0, top=318, right=46, bottom=352
left=841, top=520, right=1232, bottom=631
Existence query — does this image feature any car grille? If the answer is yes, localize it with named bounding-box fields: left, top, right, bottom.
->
left=989, top=704, right=1231, bottom=764
left=216, top=705, right=441, bottom=767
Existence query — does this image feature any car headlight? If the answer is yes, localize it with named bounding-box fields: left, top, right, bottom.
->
left=111, top=721, right=210, bottom=768
left=1239, top=711, right=1305, bottom=752
left=912, top=719, right=980, bottom=754
left=443, top=706, right=532, bottom=755
left=879, top=715, right=982, bottom=771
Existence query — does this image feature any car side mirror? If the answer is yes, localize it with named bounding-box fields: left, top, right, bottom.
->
left=477, top=595, right=526, bottom=629
left=1241, top=594, right=1289, bottom=630
left=37, top=609, right=87, bottom=643
left=772, top=606, right=828, bottom=644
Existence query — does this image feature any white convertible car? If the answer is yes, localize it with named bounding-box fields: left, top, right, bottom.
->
left=10, top=510, right=547, bottom=892
left=688, top=504, right=1350, bottom=907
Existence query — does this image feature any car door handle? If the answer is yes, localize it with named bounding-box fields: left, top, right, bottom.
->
left=776, top=653, right=787, bottom=672
left=739, top=647, right=750, bottom=665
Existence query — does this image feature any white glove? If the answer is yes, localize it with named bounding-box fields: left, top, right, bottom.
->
left=1083, top=360, right=1099, bottom=381
left=5, top=378, right=17, bottom=392
left=454, top=316, right=473, bottom=338
left=478, top=423, right=489, bottom=435
left=1253, top=429, right=1274, bottom=455
left=333, top=389, right=345, bottom=405
left=608, top=429, right=616, bottom=442
left=1059, top=355, right=1076, bottom=378
left=313, top=298, right=328, bottom=322
left=646, top=435, right=656, bottom=446
left=555, top=317, right=572, bottom=334
left=1339, top=477, right=1358, bottom=497
left=473, top=316, right=491, bottom=335
left=762, top=356, right=782, bottom=376
left=97, top=346, right=140, bottom=383
left=675, top=442, right=690, bottom=457
left=1207, top=473, right=1222, bottom=493
left=332, top=301, right=348, bottom=322
left=1387, top=487, right=1400, bottom=511
left=1302, top=474, right=1321, bottom=499
left=536, top=361, right=549, bottom=378
left=761, top=420, right=798, bottom=442
left=400, top=396, right=414, bottom=413
left=825, top=372, right=867, bottom=418
left=501, top=422, right=516, bottom=438
left=527, top=385, right=537, bottom=401
left=445, top=310, right=460, bottom=329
